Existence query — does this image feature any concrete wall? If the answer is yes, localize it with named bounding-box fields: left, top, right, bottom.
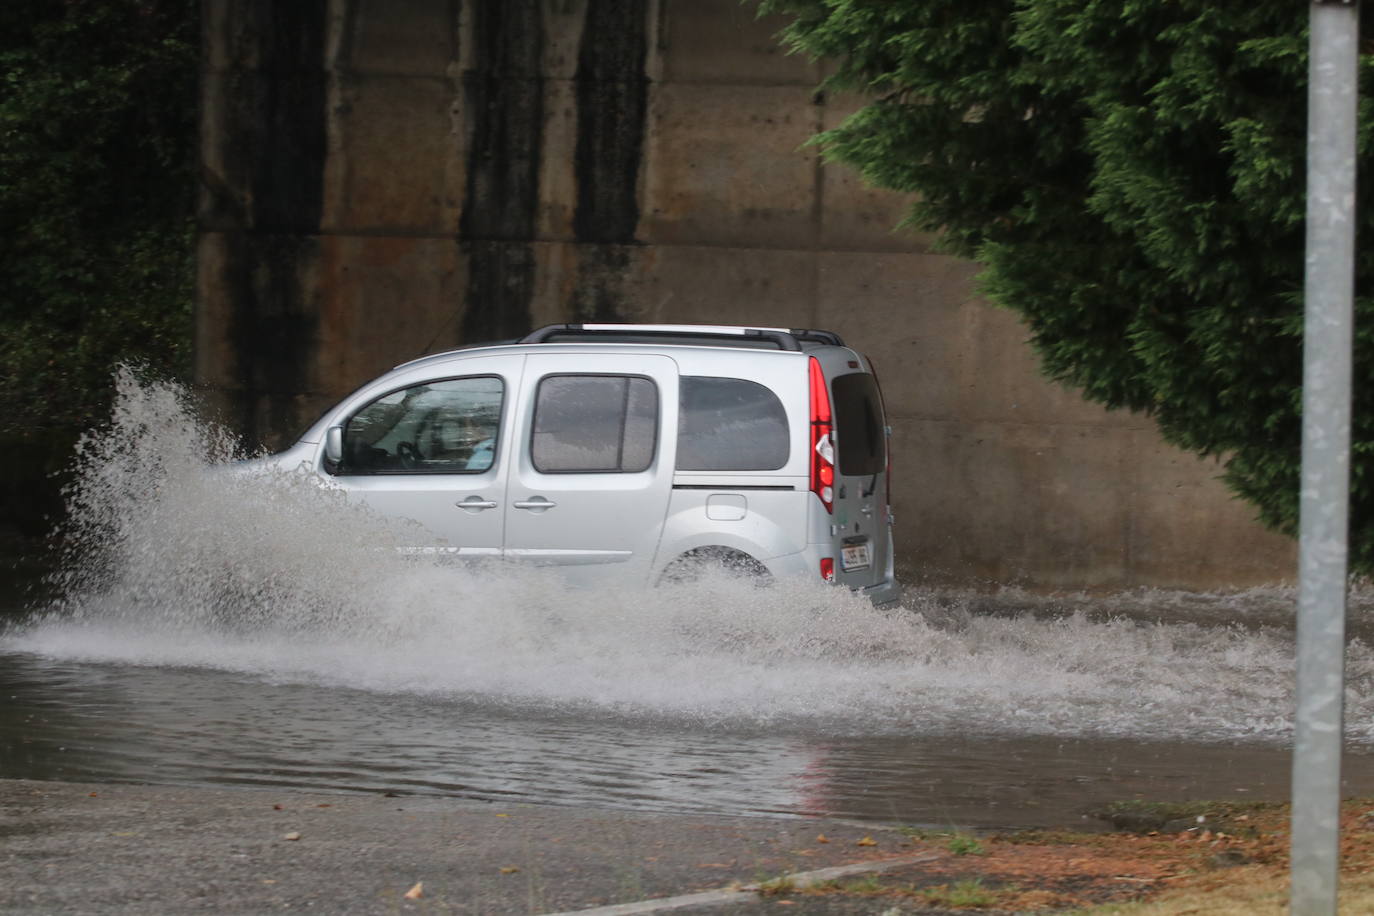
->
left=197, top=0, right=1296, bottom=589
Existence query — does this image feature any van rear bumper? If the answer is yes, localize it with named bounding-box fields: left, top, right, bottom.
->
left=860, top=576, right=902, bottom=608
left=767, top=549, right=901, bottom=606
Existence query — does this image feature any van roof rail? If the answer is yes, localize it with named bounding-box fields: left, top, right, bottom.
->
left=519, top=323, right=845, bottom=351
left=789, top=328, right=846, bottom=346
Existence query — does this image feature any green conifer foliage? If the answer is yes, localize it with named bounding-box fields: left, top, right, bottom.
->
left=759, top=0, right=1374, bottom=571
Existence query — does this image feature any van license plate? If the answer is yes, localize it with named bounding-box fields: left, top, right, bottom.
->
left=841, top=541, right=871, bottom=572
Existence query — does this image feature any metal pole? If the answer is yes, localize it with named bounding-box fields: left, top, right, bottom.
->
left=1292, top=2, right=1359, bottom=913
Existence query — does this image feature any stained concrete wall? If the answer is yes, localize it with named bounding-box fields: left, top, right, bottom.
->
left=196, top=0, right=1296, bottom=589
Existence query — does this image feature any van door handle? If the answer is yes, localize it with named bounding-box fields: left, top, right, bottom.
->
left=456, top=496, right=498, bottom=512
left=513, top=496, right=557, bottom=512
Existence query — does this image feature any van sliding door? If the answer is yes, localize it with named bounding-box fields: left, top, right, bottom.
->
left=503, top=354, right=678, bottom=583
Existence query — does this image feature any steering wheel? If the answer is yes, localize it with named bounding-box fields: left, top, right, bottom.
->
left=396, top=441, right=422, bottom=469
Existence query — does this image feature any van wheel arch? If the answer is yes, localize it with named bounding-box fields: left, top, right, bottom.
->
left=657, top=547, right=772, bottom=586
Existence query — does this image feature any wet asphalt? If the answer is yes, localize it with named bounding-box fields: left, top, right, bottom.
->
left=0, top=779, right=969, bottom=915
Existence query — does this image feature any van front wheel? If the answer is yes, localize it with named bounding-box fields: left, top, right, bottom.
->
left=657, top=547, right=772, bottom=586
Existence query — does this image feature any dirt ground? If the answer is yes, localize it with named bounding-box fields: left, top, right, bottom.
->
left=745, top=798, right=1374, bottom=913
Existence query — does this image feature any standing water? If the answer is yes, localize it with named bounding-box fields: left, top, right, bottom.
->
left=3, top=371, right=1373, bottom=827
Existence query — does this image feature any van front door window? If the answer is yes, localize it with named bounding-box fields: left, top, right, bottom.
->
left=341, top=376, right=504, bottom=474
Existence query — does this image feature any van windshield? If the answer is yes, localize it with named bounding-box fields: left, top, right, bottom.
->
left=831, top=373, right=885, bottom=476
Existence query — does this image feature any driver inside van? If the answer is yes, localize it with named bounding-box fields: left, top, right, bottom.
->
left=419, top=407, right=495, bottom=471
left=461, top=414, right=495, bottom=471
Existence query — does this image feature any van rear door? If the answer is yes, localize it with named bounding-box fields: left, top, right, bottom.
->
left=827, top=369, right=892, bottom=590
left=502, top=353, right=678, bottom=583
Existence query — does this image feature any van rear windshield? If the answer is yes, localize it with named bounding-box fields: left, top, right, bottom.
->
left=677, top=376, right=788, bottom=471
left=831, top=373, right=885, bottom=476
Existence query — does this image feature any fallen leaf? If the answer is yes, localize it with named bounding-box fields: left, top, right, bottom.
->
left=403, top=882, right=423, bottom=899
left=856, top=836, right=877, bottom=847
left=776, top=901, right=795, bottom=906
left=500, top=866, right=520, bottom=874
left=273, top=804, right=284, bottom=811
left=496, top=813, right=510, bottom=818
left=816, top=834, right=829, bottom=844
left=697, top=863, right=731, bottom=868
left=282, top=832, right=301, bottom=841
left=317, top=804, right=332, bottom=808
left=262, top=880, right=276, bottom=886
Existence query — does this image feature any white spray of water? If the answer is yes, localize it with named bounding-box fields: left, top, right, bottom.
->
left=6, top=370, right=1373, bottom=744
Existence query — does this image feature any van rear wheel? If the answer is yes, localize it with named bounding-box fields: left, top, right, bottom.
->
left=658, top=547, right=772, bottom=586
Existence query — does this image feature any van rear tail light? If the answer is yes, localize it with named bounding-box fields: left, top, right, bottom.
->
left=819, top=557, right=835, bottom=582
left=809, top=357, right=835, bottom=513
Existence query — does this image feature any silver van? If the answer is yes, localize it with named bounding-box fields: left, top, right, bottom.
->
left=250, top=324, right=898, bottom=605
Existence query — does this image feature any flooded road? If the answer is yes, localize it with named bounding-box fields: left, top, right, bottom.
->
left=3, top=374, right=1374, bottom=829
left=9, top=557, right=1374, bottom=829
left=6, top=625, right=1373, bottom=829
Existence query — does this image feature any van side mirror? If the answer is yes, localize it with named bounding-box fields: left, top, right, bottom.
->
left=325, top=426, right=344, bottom=466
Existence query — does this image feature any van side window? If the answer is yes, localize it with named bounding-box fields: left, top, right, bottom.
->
left=677, top=376, right=789, bottom=471
left=342, top=376, right=503, bottom=474
left=831, top=373, right=885, bottom=476
left=531, top=375, right=657, bottom=473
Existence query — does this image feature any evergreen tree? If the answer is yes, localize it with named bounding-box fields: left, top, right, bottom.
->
left=759, top=0, right=1374, bottom=570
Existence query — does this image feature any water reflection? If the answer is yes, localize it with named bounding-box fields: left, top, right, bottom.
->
left=0, top=652, right=824, bottom=814
left=5, top=650, right=1374, bottom=828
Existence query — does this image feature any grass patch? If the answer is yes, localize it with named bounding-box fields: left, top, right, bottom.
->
left=920, top=878, right=997, bottom=908
left=894, top=825, right=941, bottom=840
left=947, top=832, right=986, bottom=856
left=753, top=873, right=796, bottom=896
left=991, top=828, right=1111, bottom=846
left=894, top=824, right=988, bottom=854
left=838, top=875, right=885, bottom=894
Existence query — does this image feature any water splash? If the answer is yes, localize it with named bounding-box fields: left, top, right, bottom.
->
left=6, top=372, right=1371, bottom=746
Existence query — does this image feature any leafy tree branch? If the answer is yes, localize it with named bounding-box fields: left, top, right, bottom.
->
left=759, top=0, right=1374, bottom=570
